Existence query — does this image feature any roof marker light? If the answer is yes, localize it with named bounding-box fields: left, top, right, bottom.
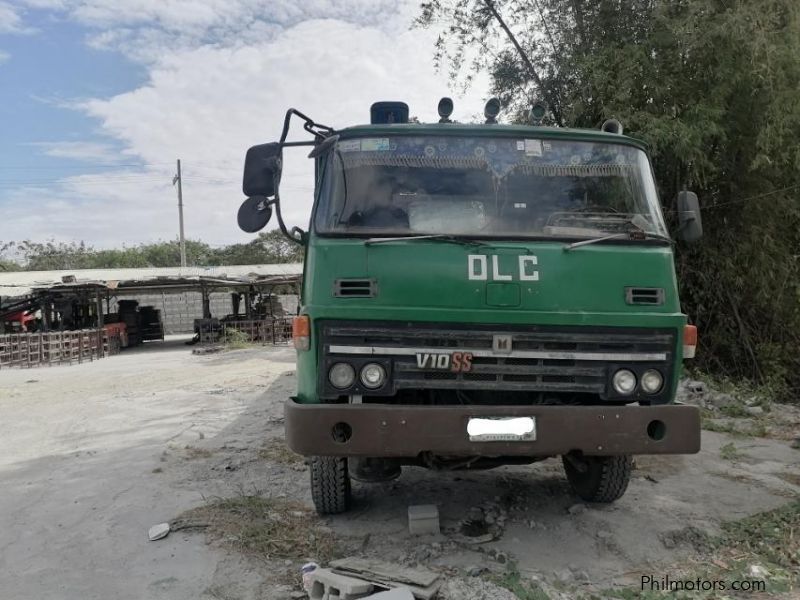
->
left=370, top=101, right=409, bottom=124
left=484, top=97, right=501, bottom=124
left=601, top=119, right=624, bottom=134
left=530, top=101, right=547, bottom=125
left=438, top=97, right=454, bottom=123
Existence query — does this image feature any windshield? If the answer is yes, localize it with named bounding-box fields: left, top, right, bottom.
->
left=314, top=135, right=668, bottom=240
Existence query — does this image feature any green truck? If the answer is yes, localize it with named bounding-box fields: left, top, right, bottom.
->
left=237, top=99, right=702, bottom=515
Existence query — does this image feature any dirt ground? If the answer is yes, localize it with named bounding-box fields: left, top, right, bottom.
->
left=0, top=341, right=798, bottom=599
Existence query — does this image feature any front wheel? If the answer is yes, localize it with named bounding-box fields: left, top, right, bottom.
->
left=310, top=456, right=352, bottom=515
left=562, top=453, right=632, bottom=503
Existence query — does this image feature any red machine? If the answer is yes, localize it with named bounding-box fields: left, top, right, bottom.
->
left=3, top=311, right=35, bottom=333
left=103, top=322, right=129, bottom=348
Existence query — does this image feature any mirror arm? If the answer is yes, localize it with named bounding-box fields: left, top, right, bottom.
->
left=290, top=226, right=307, bottom=244
left=255, top=108, right=330, bottom=245
left=273, top=193, right=304, bottom=245
left=279, top=108, right=334, bottom=147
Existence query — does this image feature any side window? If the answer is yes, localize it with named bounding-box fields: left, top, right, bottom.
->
left=312, top=155, right=326, bottom=230
left=314, top=152, right=345, bottom=231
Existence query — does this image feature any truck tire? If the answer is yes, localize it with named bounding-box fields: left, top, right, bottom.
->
left=562, top=453, right=632, bottom=503
left=310, top=456, right=351, bottom=515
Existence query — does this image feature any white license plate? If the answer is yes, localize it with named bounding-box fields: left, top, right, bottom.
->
left=467, top=417, right=537, bottom=442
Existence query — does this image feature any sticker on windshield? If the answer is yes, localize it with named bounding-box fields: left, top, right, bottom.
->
left=338, top=140, right=361, bottom=152
left=360, top=138, right=391, bottom=152
left=524, top=139, right=543, bottom=157
left=516, top=140, right=525, bottom=151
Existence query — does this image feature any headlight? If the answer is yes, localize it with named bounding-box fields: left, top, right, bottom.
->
left=612, top=369, right=637, bottom=395
left=641, top=369, right=663, bottom=393
left=328, top=363, right=356, bottom=389
left=360, top=363, right=387, bottom=389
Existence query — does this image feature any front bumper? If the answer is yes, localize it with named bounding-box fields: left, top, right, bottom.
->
left=284, top=400, right=700, bottom=457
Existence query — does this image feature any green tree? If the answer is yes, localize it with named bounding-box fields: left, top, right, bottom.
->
left=13, top=240, right=95, bottom=270
left=418, top=0, right=800, bottom=394
left=5, top=229, right=303, bottom=271
left=138, top=240, right=216, bottom=267
left=0, top=241, right=19, bottom=271
left=213, top=229, right=304, bottom=265
left=0, top=260, right=20, bottom=272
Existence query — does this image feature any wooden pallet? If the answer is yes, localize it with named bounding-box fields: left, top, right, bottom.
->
left=0, top=329, right=121, bottom=369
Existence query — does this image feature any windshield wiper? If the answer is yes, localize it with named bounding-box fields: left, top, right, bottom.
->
left=563, top=214, right=672, bottom=251
left=365, top=234, right=486, bottom=247
left=564, top=230, right=672, bottom=252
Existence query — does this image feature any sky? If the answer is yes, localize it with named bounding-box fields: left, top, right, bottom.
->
left=0, top=0, right=489, bottom=248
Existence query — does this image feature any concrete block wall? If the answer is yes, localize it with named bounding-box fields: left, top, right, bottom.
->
left=109, top=293, right=299, bottom=334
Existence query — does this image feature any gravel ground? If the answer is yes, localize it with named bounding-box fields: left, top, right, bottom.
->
left=0, top=340, right=798, bottom=599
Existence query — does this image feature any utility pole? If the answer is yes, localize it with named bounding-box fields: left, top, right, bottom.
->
left=172, top=159, right=187, bottom=268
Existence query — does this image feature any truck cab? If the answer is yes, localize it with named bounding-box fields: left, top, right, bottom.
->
left=237, top=100, right=702, bottom=515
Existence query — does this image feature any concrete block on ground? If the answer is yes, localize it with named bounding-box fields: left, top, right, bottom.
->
left=408, top=504, right=440, bottom=536
left=307, top=568, right=374, bottom=600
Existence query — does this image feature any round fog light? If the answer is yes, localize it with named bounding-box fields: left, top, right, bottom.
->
left=641, top=369, right=663, bottom=394
left=360, top=363, right=386, bottom=389
left=612, top=369, right=637, bottom=395
left=328, top=362, right=355, bottom=389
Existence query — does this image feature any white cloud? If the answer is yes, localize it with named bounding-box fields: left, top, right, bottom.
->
left=0, top=49, right=9, bottom=64
left=20, top=0, right=66, bottom=8
left=30, top=141, right=127, bottom=163
left=28, top=0, right=423, bottom=62
left=2, top=2, right=490, bottom=247
left=0, top=1, right=31, bottom=33
left=65, top=0, right=413, bottom=31
left=2, top=171, right=181, bottom=246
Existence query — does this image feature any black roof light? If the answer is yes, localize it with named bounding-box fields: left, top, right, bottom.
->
left=530, top=100, right=547, bottom=125
left=370, top=101, right=409, bottom=124
left=437, top=97, right=454, bottom=123
left=484, top=97, right=501, bottom=124
left=601, top=119, right=624, bottom=134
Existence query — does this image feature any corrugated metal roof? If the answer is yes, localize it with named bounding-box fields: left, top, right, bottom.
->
left=0, top=264, right=303, bottom=297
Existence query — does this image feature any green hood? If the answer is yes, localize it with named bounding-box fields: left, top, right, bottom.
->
left=304, top=238, right=682, bottom=327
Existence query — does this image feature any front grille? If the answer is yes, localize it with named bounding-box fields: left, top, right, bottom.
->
left=320, top=321, right=675, bottom=398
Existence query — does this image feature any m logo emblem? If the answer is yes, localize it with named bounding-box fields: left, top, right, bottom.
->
left=492, top=334, right=512, bottom=354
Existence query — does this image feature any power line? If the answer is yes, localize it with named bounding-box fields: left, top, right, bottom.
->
left=701, top=184, right=800, bottom=210
left=0, top=175, right=166, bottom=183
left=661, top=184, right=800, bottom=215
left=0, top=162, right=173, bottom=170
left=0, top=169, right=243, bottom=186
left=0, top=160, right=240, bottom=171
left=0, top=179, right=168, bottom=188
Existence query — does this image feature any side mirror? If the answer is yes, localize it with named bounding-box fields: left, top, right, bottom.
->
left=243, top=142, right=282, bottom=198
left=677, top=191, right=703, bottom=242
left=237, top=195, right=273, bottom=233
